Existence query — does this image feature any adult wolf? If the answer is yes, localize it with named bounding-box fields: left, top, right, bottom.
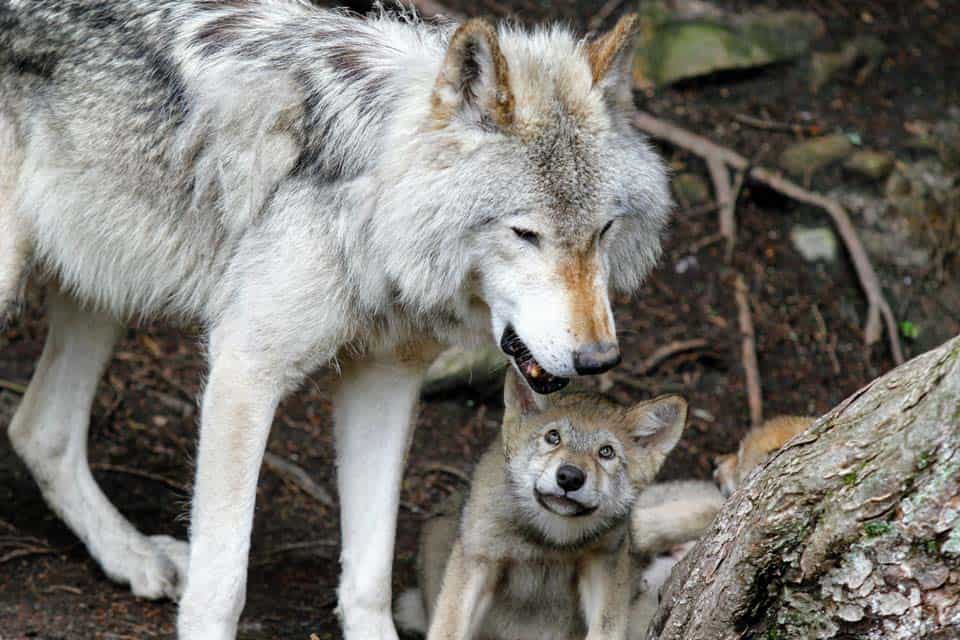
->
left=0, top=2, right=670, bottom=638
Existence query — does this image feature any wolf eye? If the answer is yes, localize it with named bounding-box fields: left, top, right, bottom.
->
left=512, top=227, right=540, bottom=248
left=544, top=429, right=561, bottom=445
left=599, top=220, right=614, bottom=238
left=598, top=445, right=615, bottom=459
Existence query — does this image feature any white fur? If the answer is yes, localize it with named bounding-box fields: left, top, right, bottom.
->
left=8, top=291, right=188, bottom=599
left=334, top=359, right=427, bottom=640
left=0, top=111, right=26, bottom=317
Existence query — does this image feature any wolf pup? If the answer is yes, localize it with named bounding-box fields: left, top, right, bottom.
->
left=714, top=416, right=815, bottom=496
left=396, top=371, right=689, bottom=639
left=1, top=2, right=671, bottom=638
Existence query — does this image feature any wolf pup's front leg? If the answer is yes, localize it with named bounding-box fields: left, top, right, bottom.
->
left=426, top=542, right=500, bottom=640
left=578, top=542, right=633, bottom=640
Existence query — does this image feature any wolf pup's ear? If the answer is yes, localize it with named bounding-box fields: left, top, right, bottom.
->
left=503, top=367, right=548, bottom=420
left=432, top=19, right=514, bottom=129
left=586, top=13, right=640, bottom=107
left=628, top=394, right=687, bottom=457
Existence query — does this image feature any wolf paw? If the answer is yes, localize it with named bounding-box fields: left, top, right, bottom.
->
left=338, top=608, right=400, bottom=640
left=122, top=535, right=189, bottom=601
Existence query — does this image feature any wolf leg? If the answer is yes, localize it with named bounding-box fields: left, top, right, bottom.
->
left=8, top=289, right=188, bottom=599
left=0, top=112, right=28, bottom=326
left=176, top=331, right=290, bottom=640
left=579, top=543, right=633, bottom=640
left=425, top=542, right=498, bottom=640
left=334, top=357, right=427, bottom=640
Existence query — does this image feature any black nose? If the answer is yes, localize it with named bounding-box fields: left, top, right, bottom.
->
left=556, top=464, right=586, bottom=492
left=573, top=342, right=621, bottom=375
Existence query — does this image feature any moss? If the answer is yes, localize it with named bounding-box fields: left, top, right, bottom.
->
left=864, top=521, right=893, bottom=537
left=842, top=472, right=858, bottom=486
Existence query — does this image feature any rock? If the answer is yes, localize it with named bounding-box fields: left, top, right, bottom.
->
left=422, top=345, right=506, bottom=395
left=633, top=5, right=824, bottom=86
left=809, top=36, right=886, bottom=92
left=779, top=134, right=854, bottom=177
left=672, top=172, right=710, bottom=206
left=859, top=229, right=931, bottom=269
left=790, top=226, right=837, bottom=262
left=844, top=150, right=895, bottom=180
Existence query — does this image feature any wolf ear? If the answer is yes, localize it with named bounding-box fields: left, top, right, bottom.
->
left=628, top=394, right=687, bottom=457
left=503, top=367, right=549, bottom=419
left=432, top=19, right=514, bottom=129
left=586, top=13, right=639, bottom=106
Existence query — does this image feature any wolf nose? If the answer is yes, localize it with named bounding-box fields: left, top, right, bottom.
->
left=556, top=464, right=586, bottom=492
left=573, top=343, right=621, bottom=375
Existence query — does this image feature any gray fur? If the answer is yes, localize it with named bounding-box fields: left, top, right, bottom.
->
left=0, top=3, right=671, bottom=638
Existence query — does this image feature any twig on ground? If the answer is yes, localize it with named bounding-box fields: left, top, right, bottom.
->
left=734, top=274, right=763, bottom=428
left=614, top=339, right=711, bottom=390
left=91, top=463, right=189, bottom=493
left=253, top=539, right=339, bottom=566
left=45, top=584, right=83, bottom=595
left=0, top=378, right=27, bottom=394
left=706, top=156, right=736, bottom=262
left=588, top=0, right=628, bottom=30
left=733, top=113, right=813, bottom=135
left=262, top=452, right=335, bottom=508
left=633, top=110, right=904, bottom=364
left=688, top=232, right=725, bottom=253
left=634, top=339, right=711, bottom=376
left=0, top=546, right=56, bottom=564
left=422, top=462, right=472, bottom=484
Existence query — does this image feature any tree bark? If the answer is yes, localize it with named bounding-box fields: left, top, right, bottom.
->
left=648, top=335, right=960, bottom=639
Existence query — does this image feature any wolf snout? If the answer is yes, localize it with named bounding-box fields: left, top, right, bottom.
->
left=572, top=342, right=621, bottom=375
left=556, top=464, right=586, bottom=492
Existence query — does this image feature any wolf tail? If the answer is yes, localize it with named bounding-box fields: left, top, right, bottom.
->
left=394, top=588, right=429, bottom=635
left=631, top=480, right=724, bottom=554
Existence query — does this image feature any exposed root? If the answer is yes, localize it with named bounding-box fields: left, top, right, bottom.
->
left=633, top=110, right=904, bottom=365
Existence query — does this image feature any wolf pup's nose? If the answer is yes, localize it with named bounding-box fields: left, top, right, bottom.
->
left=556, top=464, right=586, bottom=492
left=573, top=342, right=621, bottom=375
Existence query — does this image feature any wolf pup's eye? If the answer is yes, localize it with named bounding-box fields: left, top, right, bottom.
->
left=598, top=445, right=615, bottom=459
left=544, top=429, right=561, bottom=445
left=599, top=220, right=614, bottom=238
left=512, top=227, right=540, bottom=248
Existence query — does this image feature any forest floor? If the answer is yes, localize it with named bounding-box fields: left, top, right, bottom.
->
left=0, top=1, right=957, bottom=638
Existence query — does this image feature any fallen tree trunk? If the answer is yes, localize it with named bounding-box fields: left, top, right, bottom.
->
left=649, top=335, right=960, bottom=639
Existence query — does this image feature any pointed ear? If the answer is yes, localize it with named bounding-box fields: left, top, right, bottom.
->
left=431, top=19, right=515, bottom=129
left=503, top=367, right=548, bottom=420
left=586, top=13, right=639, bottom=106
left=628, top=394, right=687, bottom=457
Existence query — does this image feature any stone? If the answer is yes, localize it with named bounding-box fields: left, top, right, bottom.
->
left=672, top=172, right=711, bottom=206
left=422, top=346, right=507, bottom=395
left=633, top=5, right=824, bottom=86
left=780, top=134, right=854, bottom=177
left=790, top=226, right=837, bottom=262
left=810, top=36, right=886, bottom=92
left=844, top=150, right=895, bottom=180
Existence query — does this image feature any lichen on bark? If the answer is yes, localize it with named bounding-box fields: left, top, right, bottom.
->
left=647, top=336, right=960, bottom=640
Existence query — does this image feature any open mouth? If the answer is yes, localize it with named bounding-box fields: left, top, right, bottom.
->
left=500, top=326, right=569, bottom=394
left=535, top=490, right=597, bottom=518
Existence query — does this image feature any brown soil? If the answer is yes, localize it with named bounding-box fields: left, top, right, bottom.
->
left=1, top=1, right=958, bottom=638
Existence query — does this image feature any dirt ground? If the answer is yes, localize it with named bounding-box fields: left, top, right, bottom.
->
left=1, top=1, right=958, bottom=639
